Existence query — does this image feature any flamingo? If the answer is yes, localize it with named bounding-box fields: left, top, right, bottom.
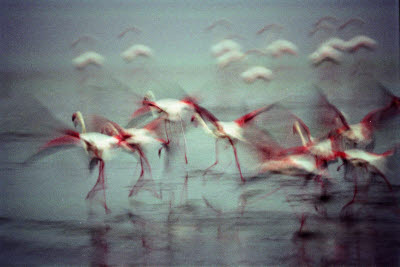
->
left=240, top=66, right=274, bottom=84
left=72, top=51, right=105, bottom=70
left=330, top=87, right=399, bottom=150
left=308, top=23, right=335, bottom=37
left=210, top=39, right=241, bottom=58
left=313, top=16, right=339, bottom=28
left=75, top=112, right=167, bottom=199
left=30, top=111, right=133, bottom=213
left=345, top=35, right=377, bottom=53
left=309, top=44, right=343, bottom=66
left=256, top=23, right=284, bottom=35
left=265, top=39, right=298, bottom=57
left=191, top=103, right=277, bottom=183
left=337, top=17, right=365, bottom=31
left=121, top=44, right=153, bottom=63
left=70, top=35, right=97, bottom=49
left=334, top=148, right=396, bottom=217
left=216, top=49, right=246, bottom=69
left=130, top=91, right=200, bottom=165
left=117, top=26, right=142, bottom=39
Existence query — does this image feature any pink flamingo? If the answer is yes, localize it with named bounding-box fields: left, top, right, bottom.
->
left=191, top=103, right=277, bottom=183
left=30, top=111, right=134, bottom=213
left=77, top=112, right=168, bottom=199
left=331, top=89, right=399, bottom=150
left=130, top=91, right=200, bottom=165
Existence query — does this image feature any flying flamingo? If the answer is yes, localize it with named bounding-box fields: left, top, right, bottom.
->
left=256, top=23, right=284, bottom=35
left=241, top=66, right=274, bottom=84
left=117, top=26, right=142, bottom=39
left=345, top=35, right=377, bottom=53
left=121, top=44, right=153, bottom=63
left=191, top=103, right=277, bottom=183
left=309, top=44, right=343, bottom=66
left=265, top=39, right=298, bottom=57
left=72, top=51, right=105, bottom=70
left=313, top=16, right=339, bottom=28
left=70, top=35, right=97, bottom=49
left=204, top=18, right=232, bottom=32
left=337, top=17, right=365, bottom=31
left=308, top=23, right=335, bottom=37
left=210, top=39, right=241, bottom=58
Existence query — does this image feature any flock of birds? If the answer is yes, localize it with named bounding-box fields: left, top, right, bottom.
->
left=71, top=16, right=378, bottom=86
left=24, top=16, right=399, bottom=236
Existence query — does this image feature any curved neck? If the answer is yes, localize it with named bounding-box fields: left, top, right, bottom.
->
left=73, top=111, right=86, bottom=134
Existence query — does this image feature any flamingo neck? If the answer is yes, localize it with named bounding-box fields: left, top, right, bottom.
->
left=294, top=121, right=307, bottom=146
left=193, top=113, right=216, bottom=137
left=73, top=111, right=86, bottom=134
left=144, top=91, right=158, bottom=118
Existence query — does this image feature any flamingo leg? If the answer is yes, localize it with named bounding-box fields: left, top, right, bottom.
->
left=204, top=139, right=220, bottom=175
left=129, top=150, right=161, bottom=199
left=228, top=138, right=245, bottom=183
left=341, top=168, right=358, bottom=216
left=298, top=213, right=307, bottom=234
left=179, top=118, right=188, bottom=164
left=86, top=159, right=110, bottom=213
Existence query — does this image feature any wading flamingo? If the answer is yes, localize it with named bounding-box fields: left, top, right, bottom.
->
left=29, top=111, right=133, bottom=213
left=191, top=103, right=277, bottom=183
left=130, top=91, right=200, bottom=165
left=75, top=112, right=167, bottom=199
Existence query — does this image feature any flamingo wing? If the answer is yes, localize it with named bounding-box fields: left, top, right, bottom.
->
left=234, top=103, right=276, bottom=127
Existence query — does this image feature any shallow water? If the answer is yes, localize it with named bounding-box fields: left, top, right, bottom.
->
left=1, top=0, right=400, bottom=265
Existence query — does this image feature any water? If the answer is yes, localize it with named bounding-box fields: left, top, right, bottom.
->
left=1, top=0, right=400, bottom=265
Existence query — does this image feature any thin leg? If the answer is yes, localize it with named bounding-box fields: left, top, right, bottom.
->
left=228, top=138, right=245, bottom=183
left=179, top=118, right=188, bottom=164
